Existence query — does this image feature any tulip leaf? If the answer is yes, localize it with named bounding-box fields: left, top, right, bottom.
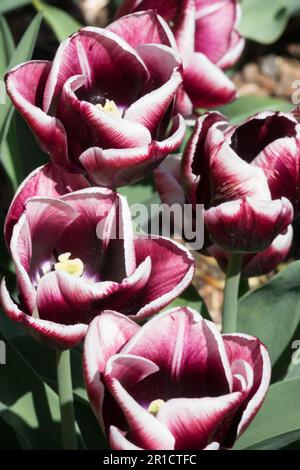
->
left=235, top=379, right=300, bottom=449
left=237, top=261, right=300, bottom=365
left=217, top=96, right=293, bottom=124
left=32, top=0, right=81, bottom=42
left=0, top=332, right=62, bottom=449
left=0, top=0, right=30, bottom=14
left=239, top=0, right=294, bottom=44
left=0, top=12, right=42, bottom=188
left=170, top=284, right=210, bottom=320
left=0, top=16, right=15, bottom=76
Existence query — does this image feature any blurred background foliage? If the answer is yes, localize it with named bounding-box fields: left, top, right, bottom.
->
left=1, top=0, right=300, bottom=450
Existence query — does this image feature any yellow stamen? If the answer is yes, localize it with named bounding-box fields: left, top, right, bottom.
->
left=148, top=399, right=165, bottom=416
left=96, top=99, right=120, bottom=117
left=54, top=252, right=84, bottom=277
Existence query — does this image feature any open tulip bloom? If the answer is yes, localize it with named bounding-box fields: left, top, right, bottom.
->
left=83, top=307, right=271, bottom=450
left=116, top=0, right=245, bottom=114
left=5, top=13, right=185, bottom=189
left=0, top=188, right=194, bottom=348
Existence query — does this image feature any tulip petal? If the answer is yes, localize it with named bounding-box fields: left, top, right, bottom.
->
left=105, top=360, right=175, bottom=450
left=131, top=237, right=195, bottom=320
left=125, top=44, right=182, bottom=134
left=253, top=136, right=300, bottom=214
left=43, top=27, right=149, bottom=113
left=217, top=31, right=245, bottom=69
left=194, top=0, right=238, bottom=64
left=83, top=312, right=140, bottom=428
left=184, top=52, right=236, bottom=108
left=157, top=392, right=242, bottom=450
left=173, top=0, right=195, bottom=60
left=242, top=225, right=293, bottom=277
left=205, top=197, right=293, bottom=253
left=0, top=279, right=87, bottom=349
left=223, top=334, right=271, bottom=440
left=209, top=136, right=272, bottom=204
left=80, top=114, right=185, bottom=188
left=154, top=154, right=186, bottom=206
left=109, top=426, right=143, bottom=450
left=123, top=307, right=232, bottom=396
left=182, top=112, right=228, bottom=205
left=108, top=10, right=176, bottom=48
left=4, top=163, right=89, bottom=247
left=5, top=61, right=68, bottom=165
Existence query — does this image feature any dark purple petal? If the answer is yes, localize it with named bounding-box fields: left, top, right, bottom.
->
left=182, top=112, right=228, bottom=206
left=130, top=237, right=195, bottom=319
left=4, top=163, right=89, bottom=247
left=0, top=279, right=87, bottom=349
left=108, top=10, right=176, bottom=48
left=194, top=0, right=239, bottom=64
left=109, top=426, right=143, bottom=450
left=157, top=393, right=242, bottom=450
left=79, top=114, right=185, bottom=188
left=83, top=312, right=140, bottom=428
left=5, top=61, right=68, bottom=165
left=205, top=197, right=293, bottom=253
left=125, top=44, right=182, bottom=134
left=223, top=334, right=271, bottom=440
left=122, top=307, right=232, bottom=397
left=253, top=136, right=300, bottom=214
left=184, top=52, right=237, bottom=108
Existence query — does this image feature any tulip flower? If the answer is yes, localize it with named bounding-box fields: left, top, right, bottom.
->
left=0, top=189, right=194, bottom=349
left=5, top=18, right=185, bottom=189
left=83, top=307, right=271, bottom=450
left=182, top=111, right=295, bottom=254
left=115, top=0, right=245, bottom=114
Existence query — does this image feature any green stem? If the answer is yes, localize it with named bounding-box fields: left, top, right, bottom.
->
left=222, top=253, right=243, bottom=334
left=56, top=349, right=77, bottom=450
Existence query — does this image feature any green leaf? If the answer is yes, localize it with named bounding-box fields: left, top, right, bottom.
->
left=217, top=96, right=293, bottom=124
left=170, top=284, right=210, bottom=319
left=32, top=0, right=81, bottom=42
left=0, top=332, right=62, bottom=449
left=0, top=16, right=15, bottom=75
left=238, top=261, right=300, bottom=365
left=235, top=379, right=300, bottom=449
left=119, top=175, right=156, bottom=206
left=0, top=12, right=42, bottom=187
left=239, top=0, right=294, bottom=44
left=0, top=0, right=30, bottom=14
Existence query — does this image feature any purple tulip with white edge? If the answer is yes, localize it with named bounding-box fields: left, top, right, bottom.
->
left=115, top=0, right=245, bottom=115
left=0, top=189, right=194, bottom=349
left=83, top=307, right=271, bottom=450
left=181, top=111, right=296, bottom=253
left=5, top=13, right=185, bottom=189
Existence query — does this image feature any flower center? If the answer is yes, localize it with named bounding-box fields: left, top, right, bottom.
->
left=96, top=99, right=120, bottom=117
left=54, top=252, right=84, bottom=277
left=148, top=399, right=165, bottom=416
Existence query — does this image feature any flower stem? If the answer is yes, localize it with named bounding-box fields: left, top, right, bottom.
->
left=56, top=349, right=77, bottom=450
left=222, top=253, right=243, bottom=334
